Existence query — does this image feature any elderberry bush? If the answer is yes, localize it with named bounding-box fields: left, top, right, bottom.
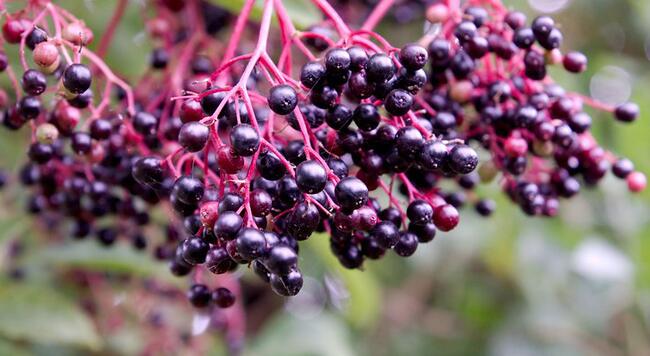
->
left=0, top=1, right=646, bottom=349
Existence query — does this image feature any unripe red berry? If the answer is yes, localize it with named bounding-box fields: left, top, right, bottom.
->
left=449, top=80, right=474, bottom=103
left=504, top=137, right=528, bottom=157
left=199, top=202, right=220, bottom=227
left=180, top=99, right=204, bottom=123
left=33, top=42, right=60, bottom=73
left=217, top=146, right=244, bottom=174
left=426, top=4, right=449, bottom=23
left=52, top=102, right=81, bottom=135
left=563, top=51, right=587, bottom=73
left=2, top=19, right=29, bottom=43
left=627, top=172, right=647, bottom=193
left=433, top=204, right=459, bottom=232
left=88, top=143, right=105, bottom=163
left=147, top=18, right=170, bottom=38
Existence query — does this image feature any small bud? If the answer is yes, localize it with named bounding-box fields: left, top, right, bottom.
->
left=545, top=49, right=563, bottom=65
left=504, top=137, right=528, bottom=157
left=426, top=4, right=449, bottom=23
left=449, top=80, right=473, bottom=103
left=627, top=172, right=647, bottom=193
left=63, top=22, right=93, bottom=45
left=478, top=161, right=499, bottom=183
left=35, top=123, right=59, bottom=144
left=147, top=18, right=170, bottom=38
left=88, top=142, right=105, bottom=163
left=532, top=140, right=554, bottom=157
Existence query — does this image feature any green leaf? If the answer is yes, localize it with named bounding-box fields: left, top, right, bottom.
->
left=250, top=312, right=356, bottom=356
left=0, top=282, right=101, bottom=350
left=210, top=0, right=321, bottom=30
left=0, top=338, right=31, bottom=356
left=306, top=233, right=381, bottom=329
left=0, top=216, right=29, bottom=245
left=33, top=240, right=179, bottom=285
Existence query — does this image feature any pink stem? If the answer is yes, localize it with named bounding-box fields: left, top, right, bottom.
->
left=361, top=0, right=396, bottom=32
left=310, top=0, right=351, bottom=38
left=96, top=0, right=128, bottom=58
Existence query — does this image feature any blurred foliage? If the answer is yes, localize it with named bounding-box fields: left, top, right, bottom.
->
left=0, top=282, right=101, bottom=350
left=212, top=0, right=321, bottom=29
left=1, top=0, right=650, bottom=355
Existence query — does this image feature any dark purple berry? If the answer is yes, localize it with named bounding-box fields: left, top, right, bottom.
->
left=393, top=232, right=418, bottom=257
left=371, top=221, right=399, bottom=248
left=62, top=64, right=92, bottom=94
left=300, top=61, right=326, bottom=88
left=212, top=287, right=236, bottom=308
left=407, top=199, right=433, bottom=225
left=614, top=103, right=639, bottom=123
left=22, top=69, right=47, bottom=96
left=264, top=245, right=298, bottom=274
left=205, top=247, right=237, bottom=274
left=366, top=53, right=395, bottom=83
left=353, top=104, right=380, bottom=132
left=187, top=284, right=211, bottom=308
left=612, top=158, right=634, bottom=179
left=448, top=144, right=478, bottom=175
left=399, top=43, right=428, bottom=71
left=230, top=123, right=259, bottom=156
left=563, top=52, right=587, bottom=73
left=296, top=160, right=327, bottom=194
left=335, top=177, right=369, bottom=212
left=26, top=27, right=48, bottom=50
left=172, top=176, right=204, bottom=205
left=150, top=48, right=169, bottom=69
left=182, top=236, right=210, bottom=265
left=326, top=104, right=353, bottom=130
left=268, top=84, right=298, bottom=115
left=270, top=269, right=303, bottom=296
left=235, top=228, right=267, bottom=261
left=257, top=151, right=286, bottom=181
left=179, top=121, right=209, bottom=152
left=325, top=48, right=351, bottom=74
left=214, top=211, right=243, bottom=240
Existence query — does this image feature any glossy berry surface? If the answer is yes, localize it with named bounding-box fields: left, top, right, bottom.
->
left=230, top=124, right=259, bottom=156
left=62, top=63, right=92, bottom=94
left=335, top=177, right=369, bottom=212
left=179, top=122, right=209, bottom=152
left=187, top=284, right=211, bottom=308
left=295, top=160, right=327, bottom=194
left=22, top=69, right=47, bottom=95
left=268, top=84, right=298, bottom=115
left=212, top=287, right=236, bottom=308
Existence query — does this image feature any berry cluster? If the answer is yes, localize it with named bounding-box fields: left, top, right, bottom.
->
left=420, top=3, right=645, bottom=216
left=0, top=0, right=645, bottom=318
left=0, top=0, right=241, bottom=309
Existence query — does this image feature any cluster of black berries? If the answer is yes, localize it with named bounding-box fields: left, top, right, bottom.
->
left=150, top=40, right=482, bottom=291
left=417, top=7, right=645, bottom=216
left=0, top=3, right=241, bottom=305
left=1, top=16, right=157, bottom=248
left=0, top=23, right=143, bottom=246
left=187, top=284, right=236, bottom=309
left=0, top=0, right=645, bottom=306
left=297, top=44, right=428, bottom=121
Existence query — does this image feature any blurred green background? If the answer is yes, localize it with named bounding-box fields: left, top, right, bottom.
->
left=1, top=0, right=650, bottom=355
